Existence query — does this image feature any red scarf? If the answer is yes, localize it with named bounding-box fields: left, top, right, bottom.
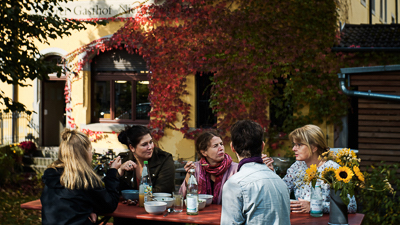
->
left=198, top=154, right=232, bottom=204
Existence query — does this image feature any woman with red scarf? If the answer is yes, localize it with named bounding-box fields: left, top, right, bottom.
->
left=179, top=131, right=238, bottom=205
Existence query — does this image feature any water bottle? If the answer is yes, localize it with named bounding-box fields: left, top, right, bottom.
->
left=310, top=181, right=323, bottom=217
left=186, top=168, right=198, bottom=215
left=139, top=161, right=152, bottom=207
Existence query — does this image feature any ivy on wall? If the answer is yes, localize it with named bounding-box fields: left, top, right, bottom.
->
left=65, top=0, right=400, bottom=145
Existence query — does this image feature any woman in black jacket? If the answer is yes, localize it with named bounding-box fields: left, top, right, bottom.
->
left=117, top=125, right=175, bottom=193
left=115, top=125, right=176, bottom=225
left=41, top=128, right=121, bottom=225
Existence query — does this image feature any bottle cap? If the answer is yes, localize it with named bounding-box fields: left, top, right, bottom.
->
left=144, top=161, right=148, bottom=164
left=189, top=168, right=195, bottom=173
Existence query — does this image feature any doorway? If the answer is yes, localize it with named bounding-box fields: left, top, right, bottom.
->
left=42, top=80, right=66, bottom=146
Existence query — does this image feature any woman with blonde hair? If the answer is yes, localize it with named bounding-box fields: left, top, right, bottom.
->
left=283, top=124, right=356, bottom=214
left=41, top=128, right=121, bottom=225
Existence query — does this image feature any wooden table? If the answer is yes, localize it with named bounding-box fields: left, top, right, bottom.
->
left=21, top=199, right=364, bottom=225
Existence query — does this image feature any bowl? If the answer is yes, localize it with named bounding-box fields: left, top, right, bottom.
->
left=144, top=201, right=167, bottom=214
left=184, top=198, right=207, bottom=210
left=198, top=194, right=213, bottom=205
left=154, top=197, right=174, bottom=208
left=121, top=190, right=139, bottom=200
left=198, top=199, right=206, bottom=210
left=152, top=192, right=172, bottom=197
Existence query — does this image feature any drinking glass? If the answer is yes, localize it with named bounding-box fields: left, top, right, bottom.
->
left=173, top=191, right=183, bottom=213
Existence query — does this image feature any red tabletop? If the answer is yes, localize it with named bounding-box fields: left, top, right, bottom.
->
left=21, top=199, right=364, bottom=225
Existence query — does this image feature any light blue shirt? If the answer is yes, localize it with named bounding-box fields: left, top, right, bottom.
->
left=221, top=162, right=291, bottom=225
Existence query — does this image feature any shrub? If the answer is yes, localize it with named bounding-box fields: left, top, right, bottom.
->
left=357, top=163, right=400, bottom=225
left=0, top=145, right=23, bottom=185
left=19, top=141, right=37, bottom=155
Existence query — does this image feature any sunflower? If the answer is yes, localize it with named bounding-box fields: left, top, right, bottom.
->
left=353, top=166, right=364, bottom=182
left=321, top=167, right=336, bottom=184
left=305, top=164, right=318, bottom=182
left=335, top=166, right=354, bottom=183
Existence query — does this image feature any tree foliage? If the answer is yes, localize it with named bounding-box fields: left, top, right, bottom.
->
left=66, top=0, right=372, bottom=141
left=0, top=0, right=100, bottom=113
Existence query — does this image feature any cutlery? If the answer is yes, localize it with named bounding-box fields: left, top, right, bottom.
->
left=164, top=208, right=174, bottom=217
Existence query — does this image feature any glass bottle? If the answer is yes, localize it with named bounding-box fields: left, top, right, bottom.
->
left=139, top=161, right=152, bottom=207
left=186, top=168, right=198, bottom=215
left=310, top=181, right=323, bottom=217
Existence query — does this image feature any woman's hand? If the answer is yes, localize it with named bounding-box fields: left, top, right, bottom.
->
left=261, top=154, right=274, bottom=171
left=184, top=161, right=196, bottom=184
left=88, top=213, right=97, bottom=223
left=290, top=198, right=310, bottom=213
left=110, top=156, right=121, bottom=169
left=117, top=160, right=137, bottom=177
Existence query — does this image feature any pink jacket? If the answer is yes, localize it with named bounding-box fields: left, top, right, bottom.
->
left=179, top=161, right=239, bottom=205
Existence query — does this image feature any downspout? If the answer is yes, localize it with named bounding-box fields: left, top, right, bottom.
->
left=338, top=73, right=400, bottom=101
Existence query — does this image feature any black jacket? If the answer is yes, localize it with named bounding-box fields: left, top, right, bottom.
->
left=118, top=147, right=175, bottom=193
left=41, top=167, right=119, bottom=225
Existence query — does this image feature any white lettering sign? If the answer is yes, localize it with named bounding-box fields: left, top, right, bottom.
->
left=31, top=0, right=155, bottom=19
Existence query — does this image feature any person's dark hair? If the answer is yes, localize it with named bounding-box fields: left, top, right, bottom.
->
left=118, top=125, right=151, bottom=148
left=195, top=130, right=222, bottom=158
left=230, top=120, right=264, bottom=158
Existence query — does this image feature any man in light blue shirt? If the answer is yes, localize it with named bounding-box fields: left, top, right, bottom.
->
left=221, top=120, right=291, bottom=225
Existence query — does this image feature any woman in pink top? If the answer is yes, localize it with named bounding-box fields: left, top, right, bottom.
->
left=179, top=131, right=238, bottom=205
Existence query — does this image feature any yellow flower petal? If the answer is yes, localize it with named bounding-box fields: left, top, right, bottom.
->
left=335, top=166, right=354, bottom=183
left=353, top=166, right=364, bottom=182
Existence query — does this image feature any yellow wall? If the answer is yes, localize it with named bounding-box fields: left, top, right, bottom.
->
left=0, top=78, right=35, bottom=111
left=338, top=0, right=398, bottom=25
left=0, top=82, right=14, bottom=111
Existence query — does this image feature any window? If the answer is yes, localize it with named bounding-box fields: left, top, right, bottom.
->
left=361, top=0, right=366, bottom=7
left=269, top=76, right=292, bottom=130
left=92, top=72, right=150, bottom=123
left=371, top=0, right=375, bottom=15
left=196, top=72, right=216, bottom=128
left=379, top=0, right=387, bottom=23
left=385, top=0, right=387, bottom=23
left=44, top=55, right=64, bottom=79
left=91, top=50, right=150, bottom=123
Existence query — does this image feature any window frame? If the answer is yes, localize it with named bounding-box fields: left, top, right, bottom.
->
left=91, top=71, right=150, bottom=124
left=371, top=0, right=375, bottom=15
left=361, top=0, right=366, bottom=7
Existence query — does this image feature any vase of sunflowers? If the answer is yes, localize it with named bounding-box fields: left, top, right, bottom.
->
left=304, top=148, right=366, bottom=225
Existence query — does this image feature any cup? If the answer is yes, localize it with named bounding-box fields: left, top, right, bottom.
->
left=173, top=191, right=183, bottom=213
